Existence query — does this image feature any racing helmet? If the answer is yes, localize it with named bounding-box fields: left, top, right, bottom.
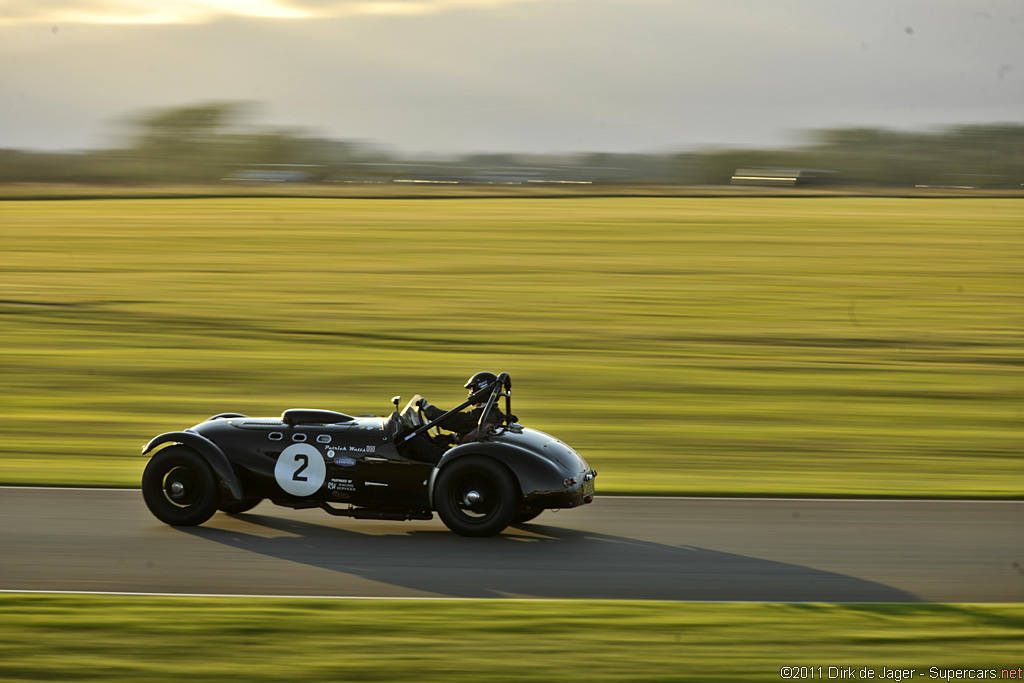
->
left=464, top=371, right=498, bottom=402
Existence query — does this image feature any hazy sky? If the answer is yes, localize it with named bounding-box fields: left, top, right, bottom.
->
left=1, top=0, right=1021, bottom=154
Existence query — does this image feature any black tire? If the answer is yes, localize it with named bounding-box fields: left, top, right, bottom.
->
left=435, top=457, right=518, bottom=537
left=512, top=506, right=543, bottom=525
left=218, top=498, right=261, bottom=515
left=142, top=446, right=219, bottom=526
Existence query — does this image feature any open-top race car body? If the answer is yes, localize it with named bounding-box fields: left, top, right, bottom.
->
left=141, top=373, right=596, bottom=536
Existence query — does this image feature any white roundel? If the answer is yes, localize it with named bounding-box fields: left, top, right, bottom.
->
left=274, top=443, right=327, bottom=497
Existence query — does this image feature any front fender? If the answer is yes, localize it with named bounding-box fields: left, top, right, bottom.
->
left=142, top=431, right=243, bottom=501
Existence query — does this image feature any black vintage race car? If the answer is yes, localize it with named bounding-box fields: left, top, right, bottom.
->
left=141, top=373, right=596, bottom=536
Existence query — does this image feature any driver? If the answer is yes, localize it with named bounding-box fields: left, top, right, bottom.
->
left=421, top=371, right=517, bottom=443
left=405, top=372, right=518, bottom=463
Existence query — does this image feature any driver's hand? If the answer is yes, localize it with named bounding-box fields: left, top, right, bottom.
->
left=416, top=397, right=429, bottom=410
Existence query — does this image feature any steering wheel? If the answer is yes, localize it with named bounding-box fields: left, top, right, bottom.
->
left=417, top=400, right=446, bottom=440
left=407, top=393, right=452, bottom=440
left=400, top=394, right=447, bottom=440
left=400, top=395, right=425, bottom=429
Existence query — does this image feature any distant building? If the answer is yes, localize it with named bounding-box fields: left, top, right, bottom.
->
left=222, top=164, right=325, bottom=184
left=731, top=167, right=837, bottom=187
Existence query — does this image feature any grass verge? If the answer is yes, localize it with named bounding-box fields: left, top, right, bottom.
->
left=0, top=595, right=1022, bottom=682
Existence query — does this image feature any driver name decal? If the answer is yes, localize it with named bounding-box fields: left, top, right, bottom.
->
left=326, top=444, right=375, bottom=454
left=274, top=443, right=327, bottom=496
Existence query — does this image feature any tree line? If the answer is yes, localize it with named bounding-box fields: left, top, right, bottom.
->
left=1, top=102, right=1022, bottom=187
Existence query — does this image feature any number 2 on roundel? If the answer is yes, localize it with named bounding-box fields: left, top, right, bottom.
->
left=292, top=453, right=309, bottom=481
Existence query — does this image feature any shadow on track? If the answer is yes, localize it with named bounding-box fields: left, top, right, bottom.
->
left=178, top=509, right=917, bottom=602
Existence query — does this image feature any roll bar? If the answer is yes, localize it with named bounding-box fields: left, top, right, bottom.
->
left=398, top=372, right=512, bottom=444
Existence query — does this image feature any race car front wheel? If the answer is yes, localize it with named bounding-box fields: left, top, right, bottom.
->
left=142, top=446, right=219, bottom=526
left=435, top=457, right=518, bottom=537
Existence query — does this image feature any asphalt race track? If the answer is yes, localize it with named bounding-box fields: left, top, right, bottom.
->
left=1, top=488, right=1021, bottom=602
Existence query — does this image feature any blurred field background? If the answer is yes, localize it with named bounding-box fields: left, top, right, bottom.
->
left=0, top=197, right=1020, bottom=496
left=1, top=595, right=1022, bottom=682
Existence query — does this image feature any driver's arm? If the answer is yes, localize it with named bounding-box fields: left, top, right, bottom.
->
left=420, top=401, right=479, bottom=434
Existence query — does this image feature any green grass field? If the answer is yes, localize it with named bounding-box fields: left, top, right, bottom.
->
left=1, top=197, right=1021, bottom=495
left=1, top=595, right=1021, bottom=682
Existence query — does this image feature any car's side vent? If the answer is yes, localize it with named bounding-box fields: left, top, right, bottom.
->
left=317, top=434, right=332, bottom=444
left=292, top=433, right=307, bottom=443
left=269, top=432, right=283, bottom=441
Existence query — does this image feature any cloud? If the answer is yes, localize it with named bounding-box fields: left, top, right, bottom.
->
left=0, top=0, right=544, bottom=25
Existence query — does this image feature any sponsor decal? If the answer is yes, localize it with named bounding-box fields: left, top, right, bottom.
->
left=334, top=456, right=357, bottom=467
left=327, top=477, right=356, bottom=492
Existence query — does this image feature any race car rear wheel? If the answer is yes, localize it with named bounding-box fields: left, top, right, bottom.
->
left=142, top=446, right=219, bottom=526
left=435, top=457, right=518, bottom=537
left=218, top=498, right=262, bottom=515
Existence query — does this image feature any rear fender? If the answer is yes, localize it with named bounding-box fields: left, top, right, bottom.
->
left=142, top=431, right=243, bottom=501
left=430, top=442, right=565, bottom=509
